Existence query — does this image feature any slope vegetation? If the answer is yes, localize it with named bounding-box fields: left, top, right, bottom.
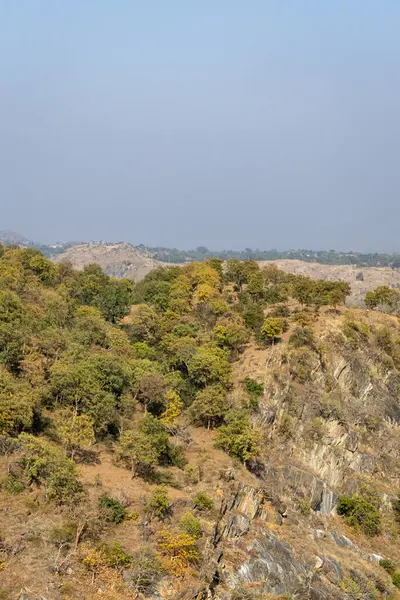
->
left=2, top=250, right=400, bottom=599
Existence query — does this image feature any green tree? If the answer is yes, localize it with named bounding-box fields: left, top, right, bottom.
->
left=180, top=512, right=202, bottom=538
left=19, top=433, right=83, bottom=504
left=214, top=313, right=250, bottom=353
left=190, top=384, right=229, bottom=429
left=56, top=410, right=95, bottom=460
left=120, top=430, right=159, bottom=478
left=188, top=345, right=231, bottom=387
left=147, top=486, right=171, bottom=519
left=247, top=270, right=264, bottom=299
left=215, top=410, right=260, bottom=464
left=260, top=317, right=284, bottom=344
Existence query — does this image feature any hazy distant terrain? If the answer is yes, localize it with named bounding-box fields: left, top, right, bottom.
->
left=53, top=242, right=162, bottom=280
left=51, top=241, right=400, bottom=304
left=259, top=259, right=400, bottom=305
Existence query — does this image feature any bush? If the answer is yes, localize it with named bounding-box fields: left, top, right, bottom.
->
left=289, top=327, right=315, bottom=349
left=101, top=541, right=132, bottom=569
left=180, top=512, right=202, bottom=539
left=192, top=492, right=213, bottom=511
left=242, top=378, right=264, bottom=397
left=18, top=433, right=83, bottom=504
left=260, top=317, right=284, bottom=344
left=99, top=494, right=127, bottom=524
left=147, top=486, right=171, bottom=519
left=379, top=558, right=396, bottom=575
left=392, top=571, right=400, bottom=589
left=337, top=490, right=381, bottom=536
left=215, top=410, right=260, bottom=464
left=157, top=527, right=199, bottom=576
left=125, top=549, right=163, bottom=593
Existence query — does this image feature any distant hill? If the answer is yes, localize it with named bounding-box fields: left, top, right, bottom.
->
left=0, top=230, right=34, bottom=246
left=53, top=242, right=163, bottom=280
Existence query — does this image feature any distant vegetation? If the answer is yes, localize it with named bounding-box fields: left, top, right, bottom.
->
left=2, top=231, right=400, bottom=267
left=140, top=244, right=400, bottom=268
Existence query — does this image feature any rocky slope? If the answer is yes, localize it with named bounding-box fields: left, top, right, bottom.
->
left=6, top=308, right=400, bottom=600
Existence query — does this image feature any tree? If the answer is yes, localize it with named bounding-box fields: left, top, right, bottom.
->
left=161, top=390, right=183, bottom=427
left=247, top=270, right=264, bottom=299
left=225, top=259, right=247, bottom=290
left=190, top=385, right=229, bottom=429
left=133, top=372, right=166, bottom=414
left=291, top=276, right=315, bottom=305
left=365, top=286, right=399, bottom=312
left=56, top=410, right=95, bottom=460
left=96, top=278, right=134, bottom=322
left=18, top=433, right=83, bottom=504
left=260, top=317, right=284, bottom=344
left=215, top=410, right=260, bottom=464
left=147, top=486, right=171, bottom=519
left=188, top=345, right=231, bottom=387
left=157, top=527, right=199, bottom=576
left=213, top=313, right=250, bottom=353
left=119, top=430, right=159, bottom=478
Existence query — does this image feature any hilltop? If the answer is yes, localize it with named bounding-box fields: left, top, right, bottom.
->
left=52, top=242, right=400, bottom=304
left=53, top=242, right=163, bottom=281
left=2, top=247, right=400, bottom=598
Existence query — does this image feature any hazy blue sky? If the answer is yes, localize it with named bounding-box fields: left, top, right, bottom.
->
left=1, top=1, right=400, bottom=251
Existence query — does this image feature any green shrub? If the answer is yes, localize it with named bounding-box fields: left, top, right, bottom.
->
left=180, top=512, right=203, bottom=539
left=2, top=475, right=26, bottom=494
left=192, top=492, right=213, bottom=511
left=49, top=523, right=76, bottom=546
left=243, top=378, right=264, bottom=397
left=392, top=571, right=400, bottom=589
left=337, top=490, right=381, bottom=536
left=18, top=433, right=83, bottom=504
left=288, top=327, right=315, bottom=349
left=379, top=558, right=396, bottom=575
left=147, top=486, right=170, bottom=519
left=125, top=549, right=163, bottom=593
left=99, top=494, right=127, bottom=524
left=101, top=541, right=132, bottom=568
left=215, top=409, right=260, bottom=464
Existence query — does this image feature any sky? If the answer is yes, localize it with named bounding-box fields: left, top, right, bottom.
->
left=1, top=1, right=400, bottom=251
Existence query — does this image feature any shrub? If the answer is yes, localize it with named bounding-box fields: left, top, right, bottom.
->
left=242, top=378, right=264, bottom=397
left=192, top=492, right=213, bottom=511
left=180, top=512, right=202, bottom=539
left=147, top=486, right=171, bottom=519
left=288, top=327, right=315, bottom=350
left=49, top=523, right=76, bottom=546
left=379, top=558, right=396, bottom=575
left=18, top=433, right=83, bottom=504
left=125, top=549, right=163, bottom=593
left=260, top=317, right=284, bottom=344
left=2, top=475, right=26, bottom=494
left=392, top=571, right=400, bottom=589
left=215, top=410, right=260, bottom=464
left=337, top=490, right=381, bottom=536
left=99, top=494, right=127, bottom=524
left=157, top=527, right=199, bottom=576
left=101, top=541, right=132, bottom=569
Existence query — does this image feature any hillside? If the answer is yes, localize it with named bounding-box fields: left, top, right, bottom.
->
left=53, top=242, right=163, bottom=280
left=53, top=242, right=400, bottom=303
left=259, top=259, right=400, bottom=305
left=3, top=248, right=400, bottom=599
